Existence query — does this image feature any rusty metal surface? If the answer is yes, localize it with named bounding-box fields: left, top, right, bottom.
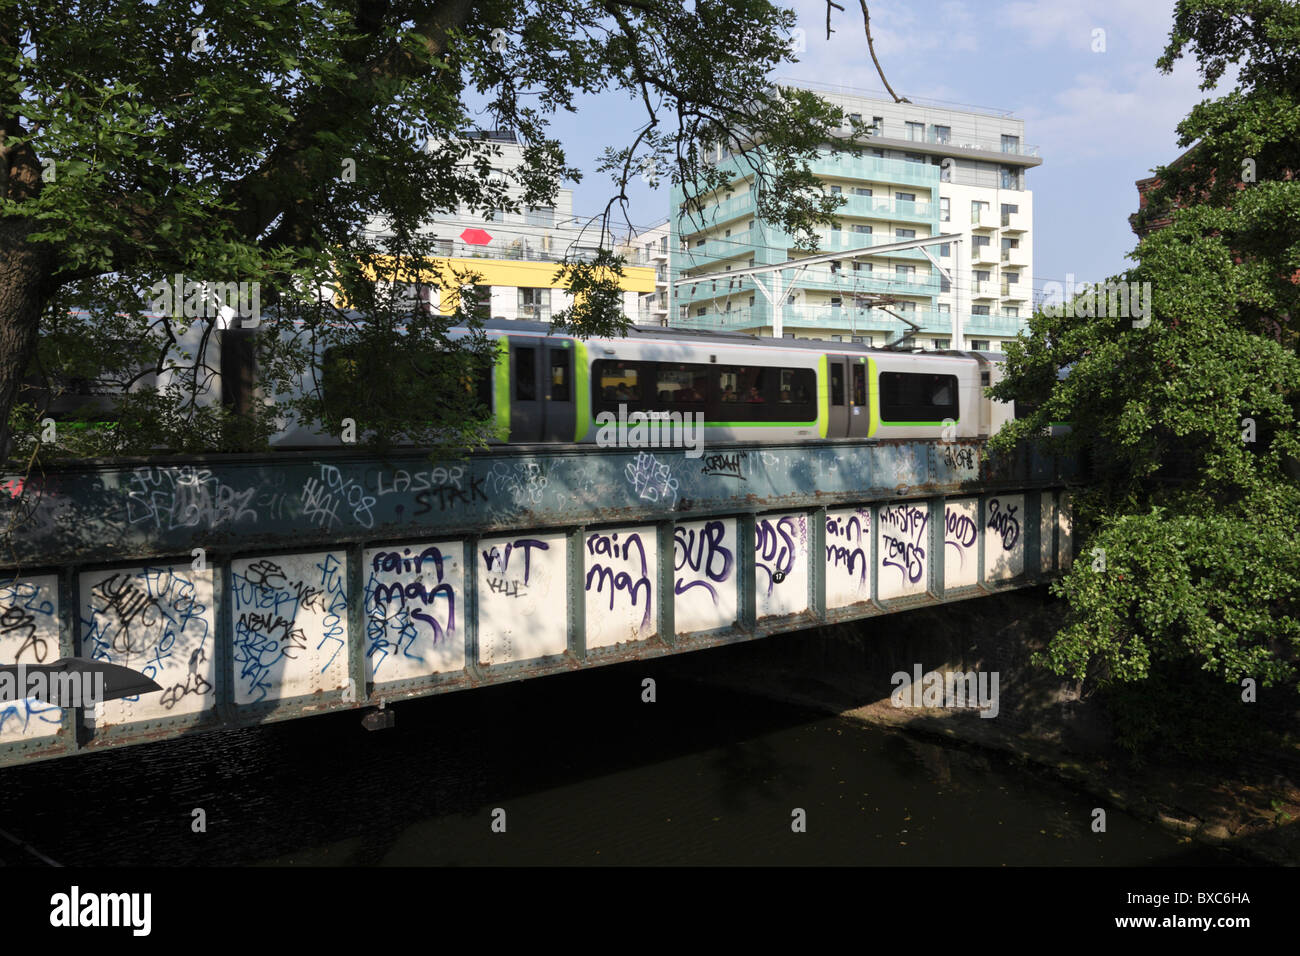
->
left=0, top=439, right=1073, bottom=568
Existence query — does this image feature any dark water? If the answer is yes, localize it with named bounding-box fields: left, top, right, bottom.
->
left=0, top=653, right=1241, bottom=866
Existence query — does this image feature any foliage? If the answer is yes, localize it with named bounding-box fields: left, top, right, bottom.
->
left=1, top=0, right=863, bottom=462
left=990, top=0, right=1300, bottom=700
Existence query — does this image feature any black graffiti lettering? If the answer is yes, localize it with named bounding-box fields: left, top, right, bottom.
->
left=986, top=499, right=1021, bottom=550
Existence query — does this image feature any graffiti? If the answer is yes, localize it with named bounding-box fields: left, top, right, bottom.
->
left=82, top=566, right=212, bottom=708
left=826, top=513, right=869, bottom=588
left=674, top=521, right=733, bottom=602
left=943, top=446, right=976, bottom=471
left=488, top=461, right=551, bottom=508
left=0, top=697, right=61, bottom=736
left=413, top=476, right=487, bottom=514
left=159, top=648, right=213, bottom=710
left=366, top=546, right=457, bottom=676
left=125, top=465, right=258, bottom=530
left=0, top=582, right=55, bottom=664
left=756, top=516, right=800, bottom=594
left=232, top=556, right=343, bottom=703
left=987, top=498, right=1021, bottom=550
left=880, top=503, right=929, bottom=587
left=944, top=505, right=979, bottom=571
left=300, top=464, right=376, bottom=530
left=625, top=452, right=679, bottom=506
left=316, top=554, right=348, bottom=672
left=374, top=466, right=466, bottom=497
left=585, top=531, right=652, bottom=628
left=700, top=452, right=746, bottom=480
left=482, top=538, right=549, bottom=597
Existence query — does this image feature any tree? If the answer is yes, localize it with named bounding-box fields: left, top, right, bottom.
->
left=991, top=0, right=1300, bottom=708
left=1, top=0, right=871, bottom=460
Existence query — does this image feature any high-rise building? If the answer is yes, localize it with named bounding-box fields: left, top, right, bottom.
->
left=671, top=82, right=1039, bottom=350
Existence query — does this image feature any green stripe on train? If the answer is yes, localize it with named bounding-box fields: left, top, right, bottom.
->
left=493, top=337, right=510, bottom=439
left=574, top=340, right=589, bottom=442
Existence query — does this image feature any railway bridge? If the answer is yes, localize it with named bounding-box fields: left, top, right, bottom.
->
left=0, top=437, right=1075, bottom=767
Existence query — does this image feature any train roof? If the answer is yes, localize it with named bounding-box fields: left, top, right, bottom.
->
left=472, top=317, right=1003, bottom=360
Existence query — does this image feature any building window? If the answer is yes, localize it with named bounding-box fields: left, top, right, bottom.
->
left=903, top=152, right=925, bottom=164
left=849, top=112, right=862, bottom=124
left=940, top=197, right=950, bottom=222
left=871, top=148, right=885, bottom=158
left=932, top=125, right=951, bottom=144
left=972, top=201, right=989, bottom=224
left=1001, top=166, right=1018, bottom=189
left=830, top=260, right=842, bottom=273
left=783, top=333, right=795, bottom=339
left=896, top=228, right=916, bottom=239
left=695, top=238, right=706, bottom=247
left=895, top=265, right=916, bottom=277
left=852, top=224, right=872, bottom=234
left=937, top=304, right=950, bottom=313
left=519, top=287, right=550, bottom=320
left=972, top=305, right=990, bottom=315
left=830, top=185, right=842, bottom=195
left=1001, top=203, right=1019, bottom=225
left=940, top=276, right=950, bottom=293
left=971, top=340, right=989, bottom=350
left=830, top=296, right=842, bottom=308
left=831, top=335, right=843, bottom=342
left=853, top=261, right=872, bottom=272
left=749, top=295, right=755, bottom=306
left=974, top=269, right=990, bottom=281
left=1002, top=307, right=1019, bottom=317
left=939, top=243, right=950, bottom=257
left=1004, top=272, right=1019, bottom=284
left=933, top=338, right=950, bottom=349
left=1001, top=134, right=1020, bottom=153
left=697, top=307, right=707, bottom=316
left=525, top=207, right=555, bottom=226
left=853, top=187, right=873, bottom=197
left=871, top=116, right=884, bottom=135
left=906, top=121, right=925, bottom=141
left=895, top=191, right=916, bottom=203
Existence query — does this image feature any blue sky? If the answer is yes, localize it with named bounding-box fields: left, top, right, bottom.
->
left=471, top=0, right=1228, bottom=303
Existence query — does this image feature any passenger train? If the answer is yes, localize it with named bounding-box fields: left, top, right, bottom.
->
left=42, top=316, right=1018, bottom=448
left=273, top=318, right=1016, bottom=447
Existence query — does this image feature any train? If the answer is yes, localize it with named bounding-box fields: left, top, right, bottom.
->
left=41, top=315, right=1019, bottom=449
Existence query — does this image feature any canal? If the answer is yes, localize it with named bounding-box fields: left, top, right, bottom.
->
left=0, top=645, right=1241, bottom=866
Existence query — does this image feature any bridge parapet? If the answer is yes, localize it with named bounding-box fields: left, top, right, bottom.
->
left=0, top=439, right=1076, bottom=767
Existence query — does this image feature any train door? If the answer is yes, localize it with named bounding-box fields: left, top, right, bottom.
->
left=848, top=358, right=870, bottom=438
left=827, top=356, right=849, bottom=437
left=541, top=339, right=575, bottom=442
left=508, top=337, right=575, bottom=442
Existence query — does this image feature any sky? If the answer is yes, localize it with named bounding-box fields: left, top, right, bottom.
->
left=463, top=0, right=1231, bottom=304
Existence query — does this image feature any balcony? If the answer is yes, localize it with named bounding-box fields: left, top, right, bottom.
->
left=679, top=229, right=757, bottom=267
left=962, top=313, right=1025, bottom=337
left=1000, top=210, right=1028, bottom=233
left=970, top=210, right=997, bottom=231
left=971, top=280, right=998, bottom=300
left=972, top=243, right=999, bottom=265
left=999, top=246, right=1029, bottom=269
left=830, top=194, right=936, bottom=223
left=927, top=130, right=1040, bottom=158
left=807, top=153, right=941, bottom=190
left=679, top=189, right=757, bottom=230
left=1000, top=282, right=1028, bottom=301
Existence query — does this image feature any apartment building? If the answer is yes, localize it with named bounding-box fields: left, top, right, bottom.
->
left=671, top=82, right=1039, bottom=350
left=365, top=130, right=652, bottom=320
left=621, top=220, right=673, bottom=326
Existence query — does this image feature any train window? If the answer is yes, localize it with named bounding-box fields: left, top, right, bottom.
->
left=516, top=347, right=536, bottom=401
left=595, top=360, right=642, bottom=404
left=879, top=371, right=960, bottom=422
left=830, top=363, right=845, bottom=407
left=852, top=364, right=866, bottom=406
left=656, top=364, right=707, bottom=405
left=550, top=351, right=569, bottom=402
left=476, top=365, right=493, bottom=411
left=777, top=369, right=812, bottom=405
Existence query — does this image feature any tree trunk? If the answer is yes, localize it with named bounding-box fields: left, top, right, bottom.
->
left=0, top=218, right=54, bottom=461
